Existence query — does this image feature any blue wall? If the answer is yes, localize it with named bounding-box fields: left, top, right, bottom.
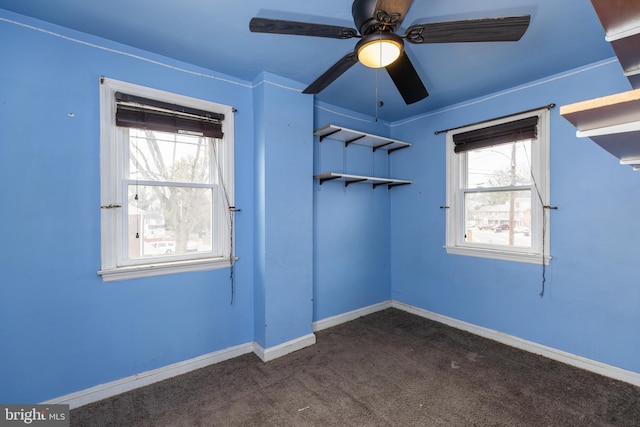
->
left=0, top=11, right=256, bottom=403
left=312, top=104, right=395, bottom=321
left=253, top=73, right=315, bottom=349
left=389, top=59, right=640, bottom=374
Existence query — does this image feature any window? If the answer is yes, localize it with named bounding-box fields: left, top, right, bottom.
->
left=445, top=108, right=550, bottom=264
left=98, top=78, right=234, bottom=281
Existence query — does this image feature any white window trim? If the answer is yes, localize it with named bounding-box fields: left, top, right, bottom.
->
left=98, top=77, right=235, bottom=282
left=444, top=109, right=551, bottom=265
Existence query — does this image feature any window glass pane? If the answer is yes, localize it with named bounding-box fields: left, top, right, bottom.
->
left=466, top=141, right=532, bottom=189
left=464, top=190, right=531, bottom=248
left=127, top=185, right=214, bottom=259
left=129, top=129, right=211, bottom=184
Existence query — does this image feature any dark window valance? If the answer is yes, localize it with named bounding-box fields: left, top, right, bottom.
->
left=115, top=92, right=224, bottom=139
left=453, top=116, right=538, bottom=153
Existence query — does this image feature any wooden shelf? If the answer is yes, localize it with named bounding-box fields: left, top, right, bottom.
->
left=591, top=0, right=640, bottom=89
left=560, top=88, right=640, bottom=130
left=314, top=173, right=412, bottom=189
left=314, top=125, right=411, bottom=153
left=314, top=125, right=413, bottom=186
left=560, top=88, right=640, bottom=170
left=559, top=2, right=640, bottom=170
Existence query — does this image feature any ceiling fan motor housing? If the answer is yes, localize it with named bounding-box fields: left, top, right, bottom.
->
left=249, top=0, right=529, bottom=105
left=352, top=0, right=397, bottom=35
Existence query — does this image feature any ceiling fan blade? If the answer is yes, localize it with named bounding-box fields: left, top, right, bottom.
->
left=250, top=17, right=358, bottom=39
left=405, top=15, right=531, bottom=44
left=303, top=53, right=359, bottom=94
left=385, top=51, right=428, bottom=104
left=374, top=0, right=414, bottom=29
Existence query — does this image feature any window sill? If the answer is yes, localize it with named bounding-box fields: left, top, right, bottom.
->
left=98, top=257, right=236, bottom=282
left=445, top=246, right=551, bottom=265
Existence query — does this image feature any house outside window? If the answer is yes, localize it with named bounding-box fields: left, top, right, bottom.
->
left=98, top=78, right=235, bottom=281
left=445, top=108, right=550, bottom=264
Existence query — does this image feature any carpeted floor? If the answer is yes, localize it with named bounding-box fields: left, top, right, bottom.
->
left=70, top=309, right=640, bottom=426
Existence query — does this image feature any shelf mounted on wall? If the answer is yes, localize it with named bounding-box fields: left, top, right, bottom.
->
left=313, top=125, right=413, bottom=189
left=560, top=1, right=640, bottom=171
left=314, top=172, right=412, bottom=189
left=314, top=125, right=411, bottom=153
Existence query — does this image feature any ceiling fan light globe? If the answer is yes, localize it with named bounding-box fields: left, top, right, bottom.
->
left=356, top=33, right=403, bottom=68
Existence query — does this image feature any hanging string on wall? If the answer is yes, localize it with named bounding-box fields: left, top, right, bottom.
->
left=539, top=205, right=557, bottom=297
left=522, top=131, right=557, bottom=298
left=135, top=194, right=140, bottom=239
left=227, top=205, right=240, bottom=305
left=134, top=133, right=140, bottom=239
left=211, top=129, right=239, bottom=305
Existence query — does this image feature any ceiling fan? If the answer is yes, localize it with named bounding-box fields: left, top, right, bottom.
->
left=250, top=0, right=530, bottom=105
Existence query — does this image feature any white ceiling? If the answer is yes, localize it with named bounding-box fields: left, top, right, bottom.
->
left=0, top=0, right=615, bottom=122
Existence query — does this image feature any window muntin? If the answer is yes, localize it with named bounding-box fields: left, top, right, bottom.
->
left=99, top=78, right=234, bottom=281
left=445, top=109, right=550, bottom=264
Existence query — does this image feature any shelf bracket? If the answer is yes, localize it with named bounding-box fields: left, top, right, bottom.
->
left=344, top=134, right=366, bottom=147
left=387, top=145, right=410, bottom=154
left=318, top=128, right=341, bottom=142
left=372, top=141, right=394, bottom=152
left=372, top=181, right=391, bottom=188
left=344, top=178, right=366, bottom=187
left=318, top=176, right=340, bottom=185
left=388, top=182, right=411, bottom=189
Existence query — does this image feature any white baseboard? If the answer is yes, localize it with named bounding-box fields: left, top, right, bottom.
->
left=253, top=333, right=316, bottom=362
left=312, top=301, right=393, bottom=332
left=45, top=300, right=640, bottom=410
left=392, top=300, right=640, bottom=388
left=43, top=342, right=255, bottom=409
left=44, top=333, right=316, bottom=409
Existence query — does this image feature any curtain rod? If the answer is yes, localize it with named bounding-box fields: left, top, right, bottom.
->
left=434, top=103, right=556, bottom=135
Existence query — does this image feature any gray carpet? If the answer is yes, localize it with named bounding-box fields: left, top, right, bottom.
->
left=71, top=309, right=640, bottom=426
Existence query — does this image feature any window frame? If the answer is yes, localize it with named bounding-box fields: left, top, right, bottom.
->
left=445, top=109, right=551, bottom=265
left=98, top=78, right=235, bottom=282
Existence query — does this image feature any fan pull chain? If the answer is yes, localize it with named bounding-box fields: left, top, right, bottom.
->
left=375, top=32, right=382, bottom=122
left=375, top=67, right=380, bottom=122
